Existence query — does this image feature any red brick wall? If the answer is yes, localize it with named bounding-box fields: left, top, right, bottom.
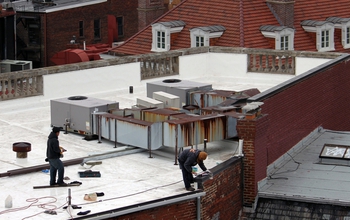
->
left=237, top=57, right=350, bottom=205
left=138, top=0, right=166, bottom=31
left=107, top=158, right=243, bottom=220
left=16, top=0, right=141, bottom=67
left=267, top=0, right=294, bottom=27
left=45, top=3, right=109, bottom=66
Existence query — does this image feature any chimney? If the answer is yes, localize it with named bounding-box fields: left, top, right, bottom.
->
left=266, top=0, right=295, bottom=28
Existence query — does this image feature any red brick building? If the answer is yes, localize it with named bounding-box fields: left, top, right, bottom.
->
left=11, top=0, right=166, bottom=68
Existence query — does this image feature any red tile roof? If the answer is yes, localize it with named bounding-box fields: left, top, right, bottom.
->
left=111, top=0, right=350, bottom=55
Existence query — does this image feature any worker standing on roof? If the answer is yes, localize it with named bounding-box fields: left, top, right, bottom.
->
left=178, top=148, right=207, bottom=191
left=46, top=127, right=67, bottom=186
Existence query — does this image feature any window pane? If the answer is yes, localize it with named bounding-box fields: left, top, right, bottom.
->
left=79, top=21, right=84, bottom=37
left=117, top=17, right=124, bottom=36
left=94, top=19, right=100, bottom=38
left=347, top=27, right=350, bottom=44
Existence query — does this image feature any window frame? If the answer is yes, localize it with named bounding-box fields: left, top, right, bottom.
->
left=339, top=21, right=350, bottom=49
left=317, top=24, right=334, bottom=51
left=151, top=22, right=185, bottom=52
left=189, top=26, right=225, bottom=48
left=260, top=27, right=295, bottom=51
left=302, top=21, right=335, bottom=52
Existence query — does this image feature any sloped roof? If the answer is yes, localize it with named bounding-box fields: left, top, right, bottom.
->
left=111, top=0, right=274, bottom=55
left=110, top=0, right=350, bottom=56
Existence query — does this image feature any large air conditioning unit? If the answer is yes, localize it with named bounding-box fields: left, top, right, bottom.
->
left=50, top=96, right=118, bottom=136
left=0, top=60, right=32, bottom=73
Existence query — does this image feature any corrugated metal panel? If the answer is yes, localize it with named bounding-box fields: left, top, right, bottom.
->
left=164, top=114, right=226, bottom=148
left=190, top=90, right=238, bottom=108
left=206, top=90, right=236, bottom=107
left=194, top=114, right=226, bottom=142
left=93, top=113, right=163, bottom=150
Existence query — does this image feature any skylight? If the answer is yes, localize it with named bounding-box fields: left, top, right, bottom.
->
left=319, top=144, right=350, bottom=166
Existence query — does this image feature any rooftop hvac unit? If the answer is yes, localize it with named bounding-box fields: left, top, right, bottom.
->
left=0, top=60, right=32, bottom=73
left=50, top=96, right=118, bottom=136
left=153, top=91, right=180, bottom=108
left=147, top=79, right=212, bottom=107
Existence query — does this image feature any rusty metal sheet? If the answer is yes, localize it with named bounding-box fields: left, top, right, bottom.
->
left=92, top=112, right=162, bottom=150
left=142, top=108, right=184, bottom=122
left=163, top=114, right=226, bottom=148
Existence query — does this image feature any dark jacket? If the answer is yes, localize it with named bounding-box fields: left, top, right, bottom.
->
left=46, top=132, right=61, bottom=159
left=178, top=149, right=207, bottom=173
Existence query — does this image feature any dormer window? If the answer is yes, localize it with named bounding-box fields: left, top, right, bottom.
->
left=259, top=25, right=295, bottom=50
left=301, top=20, right=335, bottom=52
left=151, top=20, right=185, bottom=52
left=190, top=25, right=225, bottom=47
left=326, top=17, right=350, bottom=49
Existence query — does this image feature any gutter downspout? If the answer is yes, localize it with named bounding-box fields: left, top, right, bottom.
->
left=239, top=0, right=244, bottom=47
left=196, top=196, right=201, bottom=220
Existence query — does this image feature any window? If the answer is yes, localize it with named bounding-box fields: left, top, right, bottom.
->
left=28, top=20, right=41, bottom=45
left=190, top=25, right=225, bottom=48
left=280, top=35, right=289, bottom=50
left=260, top=25, right=295, bottom=50
left=196, top=36, right=204, bottom=47
left=157, top=31, right=166, bottom=49
left=151, top=20, right=185, bottom=52
left=301, top=20, right=334, bottom=52
left=117, top=17, right=124, bottom=36
left=321, top=30, right=330, bottom=48
left=326, top=17, right=350, bottom=49
left=79, top=21, right=84, bottom=37
left=94, top=19, right=101, bottom=39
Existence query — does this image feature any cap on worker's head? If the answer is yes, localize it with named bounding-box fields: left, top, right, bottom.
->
left=52, top=126, right=62, bottom=133
left=198, top=152, right=208, bottom=161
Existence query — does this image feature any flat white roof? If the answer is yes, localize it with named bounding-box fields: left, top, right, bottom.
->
left=0, top=50, right=330, bottom=219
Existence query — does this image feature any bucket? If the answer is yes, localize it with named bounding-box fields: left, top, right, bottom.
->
left=192, top=166, right=198, bottom=173
left=5, top=195, right=12, bottom=208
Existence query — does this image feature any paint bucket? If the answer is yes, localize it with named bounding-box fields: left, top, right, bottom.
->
left=5, top=195, right=12, bottom=208
left=192, top=166, right=198, bottom=173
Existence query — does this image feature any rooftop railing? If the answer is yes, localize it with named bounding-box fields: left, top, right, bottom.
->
left=0, top=47, right=342, bottom=101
